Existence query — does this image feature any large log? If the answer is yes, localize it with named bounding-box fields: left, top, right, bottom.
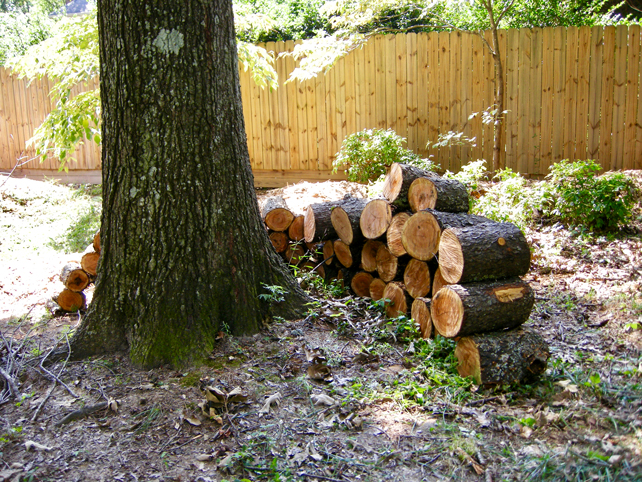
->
left=402, top=210, right=490, bottom=261
left=369, top=277, right=386, bottom=301
left=60, top=263, right=91, bottom=292
left=376, top=244, right=405, bottom=282
left=403, top=258, right=431, bottom=299
left=81, top=251, right=100, bottom=277
left=431, top=278, right=534, bottom=338
left=455, top=327, right=549, bottom=386
left=411, top=297, right=433, bottom=339
left=361, top=239, right=384, bottom=272
left=262, top=196, right=294, bottom=232
left=351, top=271, right=374, bottom=298
left=386, top=212, right=411, bottom=257
left=359, top=199, right=393, bottom=240
left=288, top=215, right=305, bottom=241
left=439, top=223, right=531, bottom=284
left=54, top=289, right=87, bottom=312
left=334, top=239, right=362, bottom=269
left=330, top=197, right=368, bottom=245
left=407, top=176, right=469, bottom=213
left=305, top=202, right=339, bottom=243
left=269, top=231, right=289, bottom=253
left=382, top=163, right=438, bottom=209
left=382, top=282, right=411, bottom=319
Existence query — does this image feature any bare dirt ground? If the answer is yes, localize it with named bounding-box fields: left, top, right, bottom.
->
left=0, top=175, right=641, bottom=482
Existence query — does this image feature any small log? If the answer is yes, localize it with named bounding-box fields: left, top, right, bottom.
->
left=382, top=281, right=411, bottom=318
left=369, top=277, right=386, bottom=301
left=300, top=261, right=326, bottom=279
left=361, top=240, right=384, bottom=272
left=439, top=223, right=531, bottom=284
left=351, top=271, right=374, bottom=298
left=402, top=210, right=490, bottom=261
left=262, top=196, right=294, bottom=232
left=455, top=327, right=549, bottom=386
left=81, top=251, right=100, bottom=277
left=386, top=212, right=411, bottom=257
left=269, top=231, right=289, bottom=253
left=382, top=163, right=439, bottom=209
left=411, top=297, right=433, bottom=339
left=288, top=215, right=305, bottom=241
left=376, top=244, right=406, bottom=282
left=334, top=239, right=362, bottom=268
left=93, top=230, right=101, bottom=253
left=432, top=266, right=449, bottom=297
left=403, top=258, right=431, bottom=299
left=330, top=197, right=368, bottom=245
left=431, top=278, right=534, bottom=338
left=322, top=240, right=335, bottom=265
left=285, top=242, right=307, bottom=265
left=60, top=263, right=90, bottom=292
left=304, top=202, right=339, bottom=243
left=408, top=176, right=469, bottom=213
left=359, top=199, right=393, bottom=240
left=54, top=289, right=86, bottom=312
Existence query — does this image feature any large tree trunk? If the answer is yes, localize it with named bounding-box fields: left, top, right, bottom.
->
left=71, top=0, right=308, bottom=367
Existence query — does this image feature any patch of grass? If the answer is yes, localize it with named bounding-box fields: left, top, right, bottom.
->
left=47, top=204, right=101, bottom=252
left=179, top=371, right=202, bottom=387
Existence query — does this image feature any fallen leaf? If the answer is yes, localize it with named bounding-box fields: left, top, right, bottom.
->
left=311, top=393, right=336, bottom=406
left=108, top=398, right=119, bottom=412
left=307, top=362, right=332, bottom=382
left=259, top=392, right=282, bottom=414
left=24, top=440, right=52, bottom=452
left=185, top=416, right=202, bottom=426
left=196, top=454, right=213, bottom=462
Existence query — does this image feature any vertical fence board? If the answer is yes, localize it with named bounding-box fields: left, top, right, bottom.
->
left=611, top=25, right=628, bottom=170
left=315, top=68, right=328, bottom=170
left=0, top=68, right=15, bottom=169
left=449, top=31, right=462, bottom=170
left=375, top=35, right=386, bottom=129
left=325, top=62, right=336, bottom=165
left=575, top=27, right=591, bottom=161
left=438, top=31, right=450, bottom=169
left=635, top=28, right=642, bottom=169
left=517, top=28, right=531, bottom=173
left=396, top=34, right=408, bottom=140
left=406, top=33, right=418, bottom=156
left=460, top=32, right=473, bottom=166
left=551, top=27, right=567, bottom=166
left=345, top=49, right=356, bottom=141
left=483, top=31, right=494, bottom=166
left=563, top=27, right=579, bottom=161
left=416, top=33, right=429, bottom=158
left=587, top=26, right=603, bottom=161
left=386, top=35, right=397, bottom=132
left=540, top=27, right=554, bottom=173
left=600, top=26, right=616, bottom=169
left=529, top=28, right=543, bottom=175
left=365, top=37, right=376, bottom=130
left=470, top=33, right=485, bottom=163
left=428, top=33, right=440, bottom=162
left=353, top=43, right=364, bottom=133
left=283, top=42, right=299, bottom=170
left=624, top=25, right=640, bottom=167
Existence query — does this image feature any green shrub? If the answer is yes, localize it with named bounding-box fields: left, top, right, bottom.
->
left=333, top=128, right=437, bottom=183
left=545, top=159, right=637, bottom=231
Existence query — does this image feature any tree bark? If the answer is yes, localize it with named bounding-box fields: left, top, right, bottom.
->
left=305, top=202, right=339, bottom=243
left=386, top=212, right=410, bottom=257
left=411, top=297, right=432, bottom=339
left=439, top=222, right=531, bottom=284
left=455, top=327, right=549, bottom=386
left=262, top=196, right=294, bottom=232
left=408, top=177, right=470, bottom=213
left=360, top=199, right=393, bottom=240
left=361, top=239, right=384, bottom=272
left=403, top=258, right=431, bottom=299
left=431, top=278, right=534, bottom=338
left=382, top=162, right=438, bottom=210
left=330, top=196, right=368, bottom=245
left=71, top=0, right=308, bottom=367
left=60, top=263, right=91, bottom=292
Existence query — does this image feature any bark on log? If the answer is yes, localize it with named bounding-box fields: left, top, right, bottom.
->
left=432, top=266, right=449, bottom=297
left=382, top=163, right=439, bottom=210
left=386, top=212, right=411, bottom=257
left=455, top=327, right=549, bottom=386
left=269, top=231, right=290, bottom=253
left=439, top=223, right=531, bottom=284
left=404, top=258, right=432, bottom=299
left=383, top=282, right=411, bottom=319
left=402, top=209, right=490, bottom=261
left=411, top=297, right=433, bottom=339
left=93, top=231, right=101, bottom=253
left=330, top=197, right=368, bottom=245
left=322, top=240, right=336, bottom=265
left=431, top=278, right=534, bottom=338
left=376, top=244, right=406, bottom=282
left=408, top=176, right=469, bottom=213
left=288, top=215, right=305, bottom=241
left=361, top=240, right=384, bottom=272
left=369, top=277, right=386, bottom=301
left=359, top=199, right=393, bottom=240
left=81, top=251, right=100, bottom=277
left=351, top=271, right=374, bottom=298
left=305, top=202, right=339, bottom=243
left=262, top=196, right=294, bottom=232
left=60, top=263, right=91, bottom=292
left=54, top=289, right=87, bottom=312
left=334, top=239, right=362, bottom=268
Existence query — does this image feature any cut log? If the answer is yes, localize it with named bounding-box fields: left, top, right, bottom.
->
left=411, top=297, right=433, bottom=339
left=262, top=196, right=294, bottom=231
left=330, top=197, right=368, bottom=245
left=361, top=240, right=384, bottom=272
left=455, top=327, right=549, bottom=386
left=386, top=212, right=411, bottom=257
left=269, top=231, right=290, bottom=253
left=439, top=223, right=531, bottom=284
left=305, top=202, right=339, bottom=243
left=93, top=230, right=101, bottom=253
left=54, top=289, right=87, bottom=312
left=431, top=278, right=534, bottom=338
left=382, top=163, right=439, bottom=209
left=81, top=251, right=100, bottom=277
left=351, top=271, right=374, bottom=298
left=403, top=258, right=431, bottom=299
left=432, top=266, right=449, bottom=297
left=322, top=240, right=335, bottom=265
left=382, top=282, right=411, bottom=318
left=408, top=176, right=469, bottom=213
left=334, top=239, right=362, bottom=268
left=369, top=277, right=386, bottom=301
left=359, top=199, right=393, bottom=240
left=402, top=210, right=490, bottom=261
left=300, top=261, right=325, bottom=279
left=285, top=242, right=307, bottom=265
left=376, top=244, right=405, bottom=282
left=288, top=215, right=305, bottom=241
left=60, top=263, right=91, bottom=292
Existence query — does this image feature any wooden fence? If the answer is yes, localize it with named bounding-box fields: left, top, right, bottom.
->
left=1, top=25, right=641, bottom=186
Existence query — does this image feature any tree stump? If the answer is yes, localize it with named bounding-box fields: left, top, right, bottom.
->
left=382, top=282, right=411, bottom=318
left=382, top=163, right=438, bottom=210
left=404, top=258, right=431, bottom=299
left=431, top=278, right=534, bottom=338
left=386, top=212, right=411, bottom=257
left=369, top=277, right=386, bottom=301
left=262, top=196, right=294, bottom=232
left=359, top=199, right=393, bottom=240
left=305, top=202, right=339, bottom=243
left=455, top=327, right=549, bottom=386
left=60, top=263, right=91, bottom=292
left=411, top=297, right=433, bottom=339
left=408, top=176, right=469, bottom=213
left=361, top=240, right=384, bottom=272
left=330, top=197, right=368, bottom=245
left=351, top=271, right=374, bottom=298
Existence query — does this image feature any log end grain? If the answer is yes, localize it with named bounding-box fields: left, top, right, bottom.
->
left=438, top=229, right=465, bottom=284
left=288, top=215, right=305, bottom=241
left=331, top=207, right=354, bottom=245
left=81, top=251, right=100, bottom=277
left=334, top=239, right=355, bottom=268
left=411, top=297, right=433, bottom=339
left=386, top=212, right=410, bottom=257
left=361, top=240, right=384, bottom=272
left=304, top=205, right=317, bottom=243
left=408, top=177, right=438, bottom=212
left=54, top=289, right=87, bottom=312
left=382, top=162, right=404, bottom=202
left=360, top=199, right=392, bottom=240
left=369, top=277, right=386, bottom=301
left=269, top=231, right=290, bottom=253
left=431, top=286, right=464, bottom=338
left=93, top=230, right=101, bottom=253
left=431, top=266, right=449, bottom=297
left=401, top=211, right=440, bottom=261
left=383, top=282, right=410, bottom=319
left=322, top=240, right=335, bottom=265
left=351, top=272, right=374, bottom=298
left=376, top=244, right=398, bottom=282
left=404, top=259, right=431, bottom=299
left=265, top=208, right=294, bottom=232
left=60, top=263, right=90, bottom=292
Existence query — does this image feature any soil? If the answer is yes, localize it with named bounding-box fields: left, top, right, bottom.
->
left=0, top=175, right=641, bottom=482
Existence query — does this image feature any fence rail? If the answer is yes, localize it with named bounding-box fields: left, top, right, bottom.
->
left=1, top=26, right=640, bottom=186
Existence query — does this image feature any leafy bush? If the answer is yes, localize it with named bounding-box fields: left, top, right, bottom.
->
left=333, top=128, right=437, bottom=183
left=545, top=159, right=637, bottom=231
left=0, top=8, right=55, bottom=65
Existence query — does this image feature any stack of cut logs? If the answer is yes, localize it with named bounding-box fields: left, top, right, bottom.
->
left=52, top=231, right=101, bottom=313
left=263, top=163, right=550, bottom=386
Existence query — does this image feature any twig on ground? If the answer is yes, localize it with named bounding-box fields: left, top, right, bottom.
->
left=31, top=381, right=57, bottom=422
left=54, top=401, right=109, bottom=426
left=39, top=337, right=78, bottom=399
